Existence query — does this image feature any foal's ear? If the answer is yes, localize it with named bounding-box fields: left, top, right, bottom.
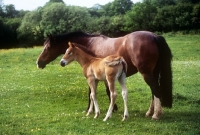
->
left=68, top=42, right=75, bottom=48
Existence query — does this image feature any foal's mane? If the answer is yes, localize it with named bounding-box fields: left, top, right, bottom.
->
left=45, top=31, right=107, bottom=47
left=73, top=43, right=97, bottom=57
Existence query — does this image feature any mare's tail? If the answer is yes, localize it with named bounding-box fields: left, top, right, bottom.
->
left=156, top=35, right=173, bottom=108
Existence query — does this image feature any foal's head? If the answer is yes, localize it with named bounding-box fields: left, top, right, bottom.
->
left=60, top=42, right=76, bottom=67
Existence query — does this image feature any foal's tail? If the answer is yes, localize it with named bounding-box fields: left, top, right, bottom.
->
left=104, top=55, right=127, bottom=74
left=156, top=35, right=173, bottom=108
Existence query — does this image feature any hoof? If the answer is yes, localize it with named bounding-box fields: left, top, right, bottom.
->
left=94, top=112, right=100, bottom=119
left=86, top=112, right=92, bottom=117
left=122, top=115, right=128, bottom=121
left=151, top=114, right=161, bottom=120
left=113, top=104, right=118, bottom=112
left=145, top=111, right=153, bottom=117
left=103, top=118, right=108, bottom=121
left=103, top=116, right=110, bottom=121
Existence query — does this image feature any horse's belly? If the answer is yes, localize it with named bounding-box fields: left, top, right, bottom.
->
left=94, top=71, right=106, bottom=81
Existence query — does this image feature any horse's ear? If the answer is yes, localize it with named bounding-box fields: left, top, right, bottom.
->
left=68, top=42, right=75, bottom=48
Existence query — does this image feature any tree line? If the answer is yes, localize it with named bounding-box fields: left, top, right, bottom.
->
left=0, top=0, right=200, bottom=48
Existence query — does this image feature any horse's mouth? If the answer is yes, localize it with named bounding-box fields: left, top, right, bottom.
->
left=36, top=61, right=46, bottom=69
left=37, top=64, right=46, bottom=69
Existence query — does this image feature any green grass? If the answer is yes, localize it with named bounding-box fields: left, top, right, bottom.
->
left=0, top=34, right=200, bottom=135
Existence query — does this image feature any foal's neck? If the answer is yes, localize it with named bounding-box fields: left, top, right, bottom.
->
left=75, top=47, right=96, bottom=67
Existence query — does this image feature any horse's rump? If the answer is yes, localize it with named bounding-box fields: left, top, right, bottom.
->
left=103, top=55, right=127, bottom=75
left=104, top=55, right=123, bottom=66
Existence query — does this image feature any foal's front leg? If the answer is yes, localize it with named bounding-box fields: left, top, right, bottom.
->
left=104, top=81, right=118, bottom=112
left=86, top=78, right=100, bottom=118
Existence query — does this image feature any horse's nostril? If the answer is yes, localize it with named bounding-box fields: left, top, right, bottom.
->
left=60, top=61, right=65, bottom=67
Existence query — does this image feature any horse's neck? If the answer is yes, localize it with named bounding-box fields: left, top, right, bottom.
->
left=75, top=48, right=95, bottom=67
left=69, top=37, right=90, bottom=47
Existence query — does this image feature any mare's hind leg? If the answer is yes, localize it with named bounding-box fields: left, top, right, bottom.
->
left=118, top=72, right=129, bottom=121
left=142, top=73, right=162, bottom=120
left=104, top=81, right=118, bottom=112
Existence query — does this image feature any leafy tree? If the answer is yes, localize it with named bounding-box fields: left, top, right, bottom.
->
left=5, top=4, right=18, bottom=18
left=67, top=6, right=90, bottom=32
left=40, top=3, right=90, bottom=36
left=0, top=17, right=21, bottom=48
left=17, top=9, right=43, bottom=45
left=177, top=0, right=200, bottom=4
left=97, top=16, right=112, bottom=35
left=191, top=3, right=200, bottom=29
left=0, top=0, right=5, bottom=17
left=123, top=1, right=157, bottom=32
left=174, top=3, right=193, bottom=30
left=154, top=5, right=176, bottom=32
left=151, top=0, right=176, bottom=7
left=40, top=3, right=68, bottom=36
left=44, top=0, right=64, bottom=7
left=49, top=0, right=64, bottom=3
left=16, top=10, right=29, bottom=18
left=98, top=2, right=112, bottom=16
left=88, top=4, right=102, bottom=17
left=110, top=0, right=133, bottom=15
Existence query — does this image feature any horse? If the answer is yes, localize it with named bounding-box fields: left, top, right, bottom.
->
left=36, top=31, right=172, bottom=120
left=60, top=42, right=128, bottom=121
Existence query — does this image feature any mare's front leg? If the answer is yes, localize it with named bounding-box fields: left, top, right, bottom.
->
left=86, top=78, right=100, bottom=118
left=103, top=78, right=117, bottom=121
left=104, top=81, right=118, bottom=112
left=142, top=74, right=162, bottom=120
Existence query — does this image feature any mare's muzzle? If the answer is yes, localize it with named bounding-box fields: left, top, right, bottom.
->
left=36, top=61, right=46, bottom=69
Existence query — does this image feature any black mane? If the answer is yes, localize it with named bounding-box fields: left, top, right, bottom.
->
left=58, top=31, right=107, bottom=39
left=45, top=31, right=107, bottom=47
left=73, top=42, right=97, bottom=57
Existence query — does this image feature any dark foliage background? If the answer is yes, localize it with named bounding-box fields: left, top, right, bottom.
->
left=0, top=0, right=200, bottom=48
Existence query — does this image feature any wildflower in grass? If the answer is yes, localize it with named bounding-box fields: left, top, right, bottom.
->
left=36, top=127, right=41, bottom=131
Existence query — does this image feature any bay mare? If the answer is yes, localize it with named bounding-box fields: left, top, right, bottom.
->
left=36, top=31, right=172, bottom=120
left=60, top=42, right=128, bottom=121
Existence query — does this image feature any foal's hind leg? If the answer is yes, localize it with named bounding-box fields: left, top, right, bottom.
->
left=118, top=72, right=129, bottom=121
left=142, top=74, right=162, bottom=120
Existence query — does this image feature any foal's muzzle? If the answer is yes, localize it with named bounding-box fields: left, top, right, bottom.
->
left=60, top=59, right=67, bottom=67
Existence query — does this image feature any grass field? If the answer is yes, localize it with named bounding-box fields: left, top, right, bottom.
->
left=0, top=34, right=200, bottom=135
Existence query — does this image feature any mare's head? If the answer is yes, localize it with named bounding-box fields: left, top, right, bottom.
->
left=60, top=42, right=77, bottom=67
left=36, top=34, right=68, bottom=69
left=36, top=31, right=101, bottom=69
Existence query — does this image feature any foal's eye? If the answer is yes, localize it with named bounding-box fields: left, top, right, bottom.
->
left=68, top=52, right=72, bottom=55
